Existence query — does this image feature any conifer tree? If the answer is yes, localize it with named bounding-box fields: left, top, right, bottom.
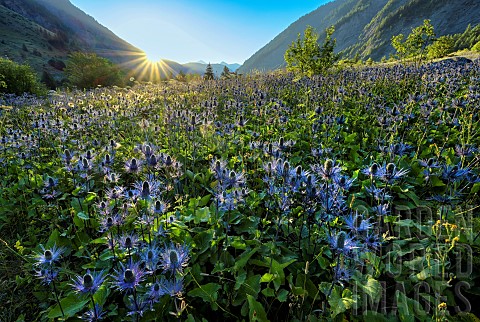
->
left=204, top=63, right=214, bottom=80
left=221, top=65, right=231, bottom=79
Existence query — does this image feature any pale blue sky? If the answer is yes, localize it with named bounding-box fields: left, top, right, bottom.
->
left=70, top=0, right=330, bottom=64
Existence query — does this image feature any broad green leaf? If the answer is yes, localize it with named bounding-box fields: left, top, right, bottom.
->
left=247, top=294, right=269, bottom=322
left=77, top=212, right=89, bottom=220
left=47, top=293, right=89, bottom=318
left=328, top=286, right=354, bottom=318
left=357, top=276, right=382, bottom=303
left=188, top=283, right=221, bottom=303
left=233, top=247, right=258, bottom=271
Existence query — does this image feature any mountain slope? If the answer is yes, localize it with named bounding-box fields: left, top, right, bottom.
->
left=238, top=0, right=480, bottom=73
left=0, top=0, right=144, bottom=79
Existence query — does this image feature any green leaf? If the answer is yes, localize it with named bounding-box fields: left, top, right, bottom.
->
left=199, top=194, right=211, bottom=207
left=357, top=276, right=382, bottom=303
left=47, top=293, right=89, bottom=318
left=93, top=284, right=110, bottom=307
left=77, top=212, right=89, bottom=220
left=328, top=286, right=354, bottom=318
left=233, top=247, right=258, bottom=271
left=277, top=289, right=289, bottom=302
left=247, top=294, right=269, bottom=322
left=46, top=229, right=60, bottom=247
left=188, top=283, right=221, bottom=303
left=84, top=192, right=97, bottom=203
left=260, top=273, right=274, bottom=283
left=194, top=207, right=210, bottom=224
left=394, top=291, right=415, bottom=322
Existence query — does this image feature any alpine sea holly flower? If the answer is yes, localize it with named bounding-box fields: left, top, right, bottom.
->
left=372, top=204, right=389, bottom=217
left=43, top=176, right=59, bottom=189
left=133, top=177, right=162, bottom=200
left=126, top=296, right=148, bottom=317
left=140, top=143, right=155, bottom=159
left=34, top=267, right=59, bottom=285
left=140, top=243, right=161, bottom=274
left=82, top=304, right=105, bottom=322
left=333, top=175, right=355, bottom=190
left=344, top=212, right=373, bottom=234
left=361, top=162, right=382, bottom=178
left=113, top=261, right=145, bottom=293
left=441, top=163, right=469, bottom=182
left=147, top=282, right=166, bottom=310
left=105, top=186, right=125, bottom=200
left=363, top=231, right=381, bottom=250
left=311, top=159, right=342, bottom=181
left=328, top=231, right=356, bottom=255
left=125, top=158, right=141, bottom=173
left=119, top=233, right=140, bottom=251
left=34, top=244, right=64, bottom=266
left=334, top=266, right=352, bottom=282
left=380, top=163, right=409, bottom=182
left=71, top=270, right=106, bottom=295
left=418, top=158, right=440, bottom=169
left=455, top=144, right=477, bottom=157
left=159, top=243, right=190, bottom=274
left=365, top=185, right=391, bottom=201
left=151, top=199, right=169, bottom=215
left=161, top=277, right=184, bottom=297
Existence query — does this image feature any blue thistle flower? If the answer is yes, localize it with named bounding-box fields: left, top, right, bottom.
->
left=112, top=261, right=145, bottom=293
left=334, top=266, right=352, bottom=282
left=140, top=243, right=160, bottom=274
left=161, top=277, right=184, bottom=297
left=125, top=158, right=141, bottom=173
left=159, top=243, right=190, bottom=274
left=147, top=282, right=166, bottom=309
left=372, top=204, right=389, bottom=217
left=34, top=267, right=59, bottom=285
left=380, top=163, right=409, bottom=182
left=81, top=304, right=105, bottom=322
left=311, top=159, right=342, bottom=181
left=71, top=270, right=106, bottom=295
left=344, top=212, right=373, bottom=234
left=441, top=163, right=469, bottom=182
left=34, top=244, right=64, bottom=266
left=328, top=231, right=356, bottom=255
left=119, top=233, right=139, bottom=251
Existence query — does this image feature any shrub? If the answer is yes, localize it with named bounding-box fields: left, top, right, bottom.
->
left=0, top=57, right=45, bottom=95
left=427, top=35, right=455, bottom=59
left=472, top=40, right=480, bottom=52
left=284, top=25, right=339, bottom=77
left=64, top=52, right=125, bottom=89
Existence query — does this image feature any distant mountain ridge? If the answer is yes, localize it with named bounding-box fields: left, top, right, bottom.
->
left=0, top=0, right=239, bottom=81
left=0, top=0, right=144, bottom=73
left=238, top=0, right=480, bottom=73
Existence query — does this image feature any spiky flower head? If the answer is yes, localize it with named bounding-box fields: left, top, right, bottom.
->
left=113, top=261, right=145, bottom=293
left=71, top=270, right=106, bottom=295
left=159, top=243, right=190, bottom=274
left=34, top=244, right=64, bottom=266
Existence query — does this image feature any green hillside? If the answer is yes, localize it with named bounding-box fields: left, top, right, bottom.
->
left=238, top=0, right=480, bottom=73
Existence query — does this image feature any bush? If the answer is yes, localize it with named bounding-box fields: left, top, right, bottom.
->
left=427, top=35, right=455, bottom=59
left=472, top=40, right=480, bottom=52
left=64, top=52, right=125, bottom=89
left=284, top=25, right=339, bottom=77
left=0, top=57, right=45, bottom=95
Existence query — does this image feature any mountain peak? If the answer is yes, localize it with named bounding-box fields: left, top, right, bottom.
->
left=238, top=0, right=480, bottom=73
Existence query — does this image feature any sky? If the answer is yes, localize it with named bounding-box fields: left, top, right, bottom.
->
left=69, top=0, right=330, bottom=64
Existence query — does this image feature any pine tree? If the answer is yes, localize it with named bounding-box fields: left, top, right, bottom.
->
left=221, top=65, right=231, bottom=79
left=204, top=63, right=214, bottom=80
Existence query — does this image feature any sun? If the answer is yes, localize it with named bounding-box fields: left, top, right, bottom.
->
left=110, top=49, right=176, bottom=82
left=145, top=51, right=163, bottom=63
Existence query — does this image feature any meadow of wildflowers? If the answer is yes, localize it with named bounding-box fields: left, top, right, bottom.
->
left=0, top=59, right=479, bottom=321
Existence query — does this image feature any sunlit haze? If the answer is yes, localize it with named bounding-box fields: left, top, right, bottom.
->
left=69, top=0, right=330, bottom=64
